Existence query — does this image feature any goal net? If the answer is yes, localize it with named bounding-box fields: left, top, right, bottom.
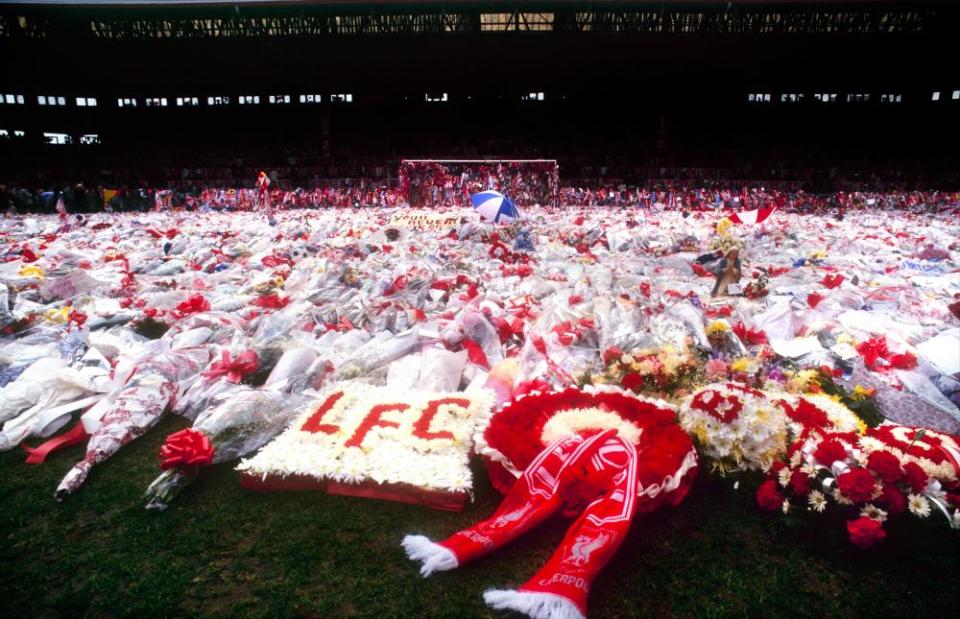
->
left=399, top=159, right=559, bottom=208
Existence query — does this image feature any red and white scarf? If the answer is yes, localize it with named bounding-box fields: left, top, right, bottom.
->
left=405, top=430, right=645, bottom=619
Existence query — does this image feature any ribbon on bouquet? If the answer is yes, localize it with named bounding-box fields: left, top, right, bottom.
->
left=17, top=395, right=105, bottom=464
left=202, top=350, right=259, bottom=384
left=21, top=420, right=90, bottom=464
left=404, top=430, right=639, bottom=619
left=158, top=428, right=215, bottom=470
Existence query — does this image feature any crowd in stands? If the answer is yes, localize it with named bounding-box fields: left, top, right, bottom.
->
left=2, top=137, right=958, bottom=214
left=399, top=160, right=558, bottom=207
left=2, top=178, right=957, bottom=216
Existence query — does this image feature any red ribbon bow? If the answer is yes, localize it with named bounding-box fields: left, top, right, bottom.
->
left=855, top=336, right=917, bottom=372
left=821, top=273, right=845, bottom=289
left=202, top=350, right=259, bottom=383
left=175, top=294, right=211, bottom=317
left=252, top=293, right=289, bottom=309
left=158, top=428, right=215, bottom=470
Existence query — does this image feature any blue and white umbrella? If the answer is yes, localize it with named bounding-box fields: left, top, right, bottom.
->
left=470, top=190, right=521, bottom=224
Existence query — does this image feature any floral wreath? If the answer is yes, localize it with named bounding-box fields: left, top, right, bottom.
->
left=474, top=385, right=698, bottom=512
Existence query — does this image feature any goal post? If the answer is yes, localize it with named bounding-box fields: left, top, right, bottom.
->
left=399, top=159, right=559, bottom=208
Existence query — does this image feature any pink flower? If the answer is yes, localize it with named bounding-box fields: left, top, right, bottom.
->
left=705, top=359, right=729, bottom=380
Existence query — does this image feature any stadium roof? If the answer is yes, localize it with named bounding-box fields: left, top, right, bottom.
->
left=0, top=0, right=944, bottom=5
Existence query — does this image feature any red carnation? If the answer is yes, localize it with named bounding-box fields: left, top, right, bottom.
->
left=621, top=373, right=643, bottom=392
left=603, top=346, right=623, bottom=365
left=756, top=479, right=783, bottom=512
left=880, top=484, right=906, bottom=515
left=837, top=468, right=877, bottom=504
left=790, top=470, right=811, bottom=496
left=903, top=461, right=929, bottom=493
left=866, top=451, right=903, bottom=484
left=785, top=398, right=830, bottom=430
left=846, top=516, right=887, bottom=549
left=813, top=440, right=848, bottom=466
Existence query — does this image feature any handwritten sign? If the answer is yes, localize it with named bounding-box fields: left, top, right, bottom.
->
left=390, top=212, right=461, bottom=231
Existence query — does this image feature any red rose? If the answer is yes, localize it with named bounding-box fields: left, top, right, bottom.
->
left=866, top=451, right=903, bottom=484
left=880, top=484, right=906, bottom=515
left=790, top=470, right=811, bottom=496
left=903, top=461, right=929, bottom=493
left=837, top=468, right=877, bottom=504
left=846, top=516, right=887, bottom=549
left=756, top=479, right=783, bottom=512
left=621, top=373, right=643, bottom=392
left=813, top=440, right=848, bottom=466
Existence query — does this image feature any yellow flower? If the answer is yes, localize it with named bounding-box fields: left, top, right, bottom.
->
left=836, top=333, right=855, bottom=345
left=730, top=357, right=753, bottom=373
left=706, top=320, right=730, bottom=335
left=854, top=417, right=868, bottom=436
left=661, top=354, right=681, bottom=377
left=44, top=306, right=70, bottom=324
left=18, top=265, right=45, bottom=281
left=716, top=217, right=733, bottom=236
left=851, top=385, right=875, bottom=401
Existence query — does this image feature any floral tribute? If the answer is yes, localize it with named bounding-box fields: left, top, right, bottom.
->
left=758, top=421, right=960, bottom=548
left=585, top=345, right=703, bottom=399
left=238, top=384, right=494, bottom=510
left=405, top=387, right=698, bottom=619
left=474, top=385, right=698, bottom=511
left=679, top=382, right=789, bottom=474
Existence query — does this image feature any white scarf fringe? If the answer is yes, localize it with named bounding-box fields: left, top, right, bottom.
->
left=484, top=589, right=585, bottom=619
left=401, top=535, right=458, bottom=577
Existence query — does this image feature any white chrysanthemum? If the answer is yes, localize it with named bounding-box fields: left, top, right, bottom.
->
left=860, top=504, right=888, bottom=523
left=782, top=499, right=791, bottom=515
left=832, top=488, right=854, bottom=506
left=778, top=467, right=793, bottom=488
left=908, top=494, right=932, bottom=518
left=237, top=385, right=493, bottom=495
left=808, top=490, right=828, bottom=513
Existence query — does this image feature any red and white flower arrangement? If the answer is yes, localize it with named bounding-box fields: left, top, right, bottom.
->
left=474, top=385, right=699, bottom=511
left=679, top=382, right=789, bottom=474
left=759, top=424, right=960, bottom=548
left=238, top=384, right=494, bottom=506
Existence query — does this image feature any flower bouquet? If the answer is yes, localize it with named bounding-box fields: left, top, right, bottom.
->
left=679, top=382, right=789, bottom=474
left=743, top=272, right=769, bottom=299
left=55, top=348, right=209, bottom=500
left=586, top=345, right=704, bottom=400
left=144, top=387, right=298, bottom=510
